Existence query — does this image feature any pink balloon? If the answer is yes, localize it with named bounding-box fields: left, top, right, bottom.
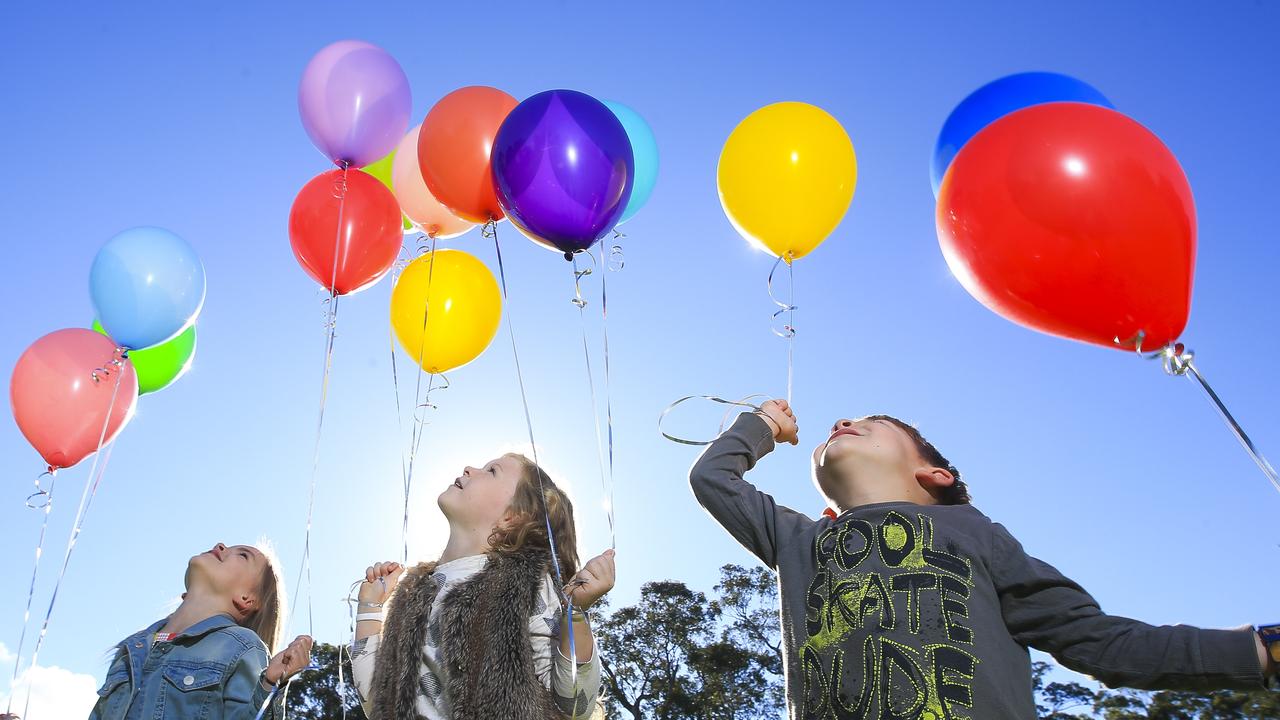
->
left=9, top=329, right=139, bottom=470
left=392, top=125, right=475, bottom=239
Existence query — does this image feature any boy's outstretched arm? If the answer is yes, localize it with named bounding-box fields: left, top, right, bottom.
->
left=689, top=406, right=812, bottom=569
left=991, top=523, right=1273, bottom=690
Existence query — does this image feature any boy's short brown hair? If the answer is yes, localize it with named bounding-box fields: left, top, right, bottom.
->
left=865, top=415, right=970, bottom=505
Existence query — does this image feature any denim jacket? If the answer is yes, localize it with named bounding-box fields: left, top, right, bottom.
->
left=88, top=614, right=283, bottom=720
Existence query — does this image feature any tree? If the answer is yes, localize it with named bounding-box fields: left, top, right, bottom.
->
left=280, top=641, right=367, bottom=720
left=593, top=566, right=784, bottom=719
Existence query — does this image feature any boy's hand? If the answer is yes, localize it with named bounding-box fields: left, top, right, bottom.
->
left=265, top=634, right=313, bottom=685
left=566, top=549, right=616, bottom=610
left=757, top=399, right=798, bottom=445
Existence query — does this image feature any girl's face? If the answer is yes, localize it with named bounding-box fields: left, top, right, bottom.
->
left=186, top=543, right=265, bottom=617
left=438, top=454, right=523, bottom=530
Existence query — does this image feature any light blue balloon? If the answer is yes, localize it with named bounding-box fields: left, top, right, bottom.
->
left=89, top=227, right=206, bottom=350
left=603, top=100, right=658, bottom=225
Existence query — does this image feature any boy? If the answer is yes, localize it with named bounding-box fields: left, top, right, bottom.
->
left=689, top=399, right=1276, bottom=719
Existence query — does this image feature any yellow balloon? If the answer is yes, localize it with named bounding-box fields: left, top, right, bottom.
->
left=717, top=102, right=857, bottom=260
left=390, top=249, right=501, bottom=374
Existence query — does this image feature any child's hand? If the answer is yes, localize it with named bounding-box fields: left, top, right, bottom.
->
left=359, top=561, right=405, bottom=605
left=757, top=399, right=799, bottom=445
left=565, top=549, right=616, bottom=610
left=264, top=634, right=313, bottom=685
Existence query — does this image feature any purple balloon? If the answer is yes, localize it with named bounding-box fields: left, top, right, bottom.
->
left=492, top=90, right=635, bottom=256
left=298, top=40, right=411, bottom=168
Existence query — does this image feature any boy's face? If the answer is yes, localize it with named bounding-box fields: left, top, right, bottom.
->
left=812, top=417, right=933, bottom=503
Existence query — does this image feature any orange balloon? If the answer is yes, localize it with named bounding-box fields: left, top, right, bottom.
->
left=418, top=86, right=518, bottom=224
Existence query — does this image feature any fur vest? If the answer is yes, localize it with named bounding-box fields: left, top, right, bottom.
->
left=370, top=546, right=563, bottom=719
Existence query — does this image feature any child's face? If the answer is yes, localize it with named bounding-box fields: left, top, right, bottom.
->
left=437, top=454, right=523, bottom=530
left=186, top=543, right=265, bottom=611
left=812, top=417, right=927, bottom=498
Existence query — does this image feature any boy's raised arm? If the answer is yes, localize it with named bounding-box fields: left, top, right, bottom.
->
left=990, top=523, right=1268, bottom=691
left=689, top=411, right=813, bottom=569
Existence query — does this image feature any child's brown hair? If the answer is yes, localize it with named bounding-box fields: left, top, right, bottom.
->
left=487, top=453, right=581, bottom=581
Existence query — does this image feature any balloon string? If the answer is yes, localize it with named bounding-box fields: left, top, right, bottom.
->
left=601, top=247, right=619, bottom=548
left=483, top=220, right=577, bottom=678
left=569, top=251, right=615, bottom=549
left=290, top=164, right=350, bottom=642
left=402, top=233, right=442, bottom=565
left=767, top=255, right=797, bottom=405
left=20, top=351, right=125, bottom=719
left=1120, top=332, right=1280, bottom=496
left=6, top=469, right=57, bottom=716
left=658, top=395, right=768, bottom=446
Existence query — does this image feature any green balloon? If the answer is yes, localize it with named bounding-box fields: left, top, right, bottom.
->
left=92, top=320, right=197, bottom=395
left=362, top=149, right=413, bottom=231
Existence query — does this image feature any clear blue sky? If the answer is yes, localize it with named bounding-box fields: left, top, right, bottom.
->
left=2, top=0, right=1279, bottom=703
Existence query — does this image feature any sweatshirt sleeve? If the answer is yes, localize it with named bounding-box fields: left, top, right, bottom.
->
left=990, top=522, right=1264, bottom=690
left=688, top=412, right=815, bottom=569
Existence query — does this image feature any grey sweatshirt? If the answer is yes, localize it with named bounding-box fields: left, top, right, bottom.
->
left=690, top=413, right=1264, bottom=719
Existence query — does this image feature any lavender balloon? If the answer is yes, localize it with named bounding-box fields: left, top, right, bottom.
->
left=492, top=90, right=634, bottom=257
left=298, top=40, right=411, bottom=168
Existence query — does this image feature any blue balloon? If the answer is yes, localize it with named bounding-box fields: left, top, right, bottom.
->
left=931, top=72, right=1113, bottom=196
left=603, top=100, right=658, bottom=225
left=90, top=227, right=206, bottom=350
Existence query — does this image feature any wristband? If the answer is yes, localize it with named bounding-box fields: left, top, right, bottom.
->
left=355, top=613, right=384, bottom=623
left=358, top=601, right=384, bottom=609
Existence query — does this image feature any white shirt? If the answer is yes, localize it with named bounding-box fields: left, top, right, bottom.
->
left=350, top=555, right=602, bottom=719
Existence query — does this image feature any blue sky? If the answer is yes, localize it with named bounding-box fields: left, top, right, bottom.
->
left=2, top=1, right=1279, bottom=711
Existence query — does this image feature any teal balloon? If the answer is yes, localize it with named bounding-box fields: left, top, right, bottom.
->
left=603, top=100, right=658, bottom=225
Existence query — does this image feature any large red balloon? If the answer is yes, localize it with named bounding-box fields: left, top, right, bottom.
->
left=937, top=102, right=1196, bottom=351
left=289, top=168, right=402, bottom=296
left=418, top=86, right=518, bottom=224
left=10, top=329, right=138, bottom=470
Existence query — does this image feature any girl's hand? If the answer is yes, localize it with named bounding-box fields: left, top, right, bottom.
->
left=757, top=399, right=798, bottom=445
left=359, top=561, right=404, bottom=605
left=565, top=549, right=616, bottom=610
left=264, top=635, right=313, bottom=685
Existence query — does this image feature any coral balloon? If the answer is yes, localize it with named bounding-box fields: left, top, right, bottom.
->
left=392, top=126, right=475, bottom=239
left=937, top=102, right=1196, bottom=351
left=718, top=102, right=857, bottom=261
left=418, top=86, right=518, bottom=224
left=10, top=329, right=138, bottom=470
left=390, top=249, right=501, bottom=374
left=289, top=168, right=403, bottom=295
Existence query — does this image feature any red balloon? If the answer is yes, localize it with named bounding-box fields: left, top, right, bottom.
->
left=418, top=86, right=518, bottom=224
left=9, top=329, right=138, bottom=470
left=936, top=102, right=1196, bottom=351
left=289, top=168, right=402, bottom=295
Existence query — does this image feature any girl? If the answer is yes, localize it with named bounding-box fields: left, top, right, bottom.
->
left=352, top=453, right=616, bottom=719
left=89, top=542, right=313, bottom=720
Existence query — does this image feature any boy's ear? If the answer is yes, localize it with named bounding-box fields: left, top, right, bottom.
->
left=915, top=466, right=955, bottom=492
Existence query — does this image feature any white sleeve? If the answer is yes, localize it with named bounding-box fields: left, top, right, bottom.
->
left=550, top=637, right=603, bottom=719
left=349, top=634, right=381, bottom=719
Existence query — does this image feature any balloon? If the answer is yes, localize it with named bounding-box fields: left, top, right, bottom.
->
left=493, top=90, right=634, bottom=257
left=362, top=149, right=412, bottom=231
left=418, top=86, right=518, bottom=223
left=9, top=329, right=138, bottom=470
left=298, top=40, right=411, bottom=168
left=718, top=102, right=857, bottom=261
left=390, top=249, right=501, bottom=374
left=93, top=320, right=195, bottom=396
left=90, top=227, right=206, bottom=350
left=931, top=72, right=1113, bottom=196
left=289, top=168, right=403, bottom=295
left=602, top=100, right=658, bottom=225
left=392, top=126, right=475, bottom=239
left=936, top=102, right=1196, bottom=351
